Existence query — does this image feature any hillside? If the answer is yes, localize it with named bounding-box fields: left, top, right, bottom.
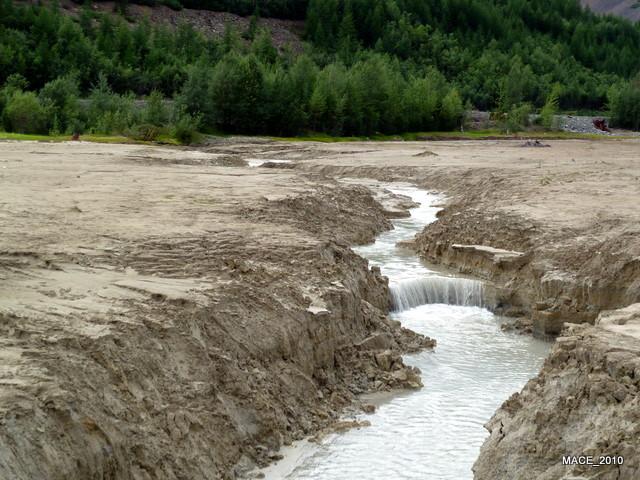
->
left=35, top=0, right=304, bottom=50
left=1, top=0, right=639, bottom=139
left=582, top=0, right=640, bottom=22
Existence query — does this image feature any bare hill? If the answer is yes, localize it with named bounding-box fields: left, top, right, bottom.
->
left=581, top=0, right=640, bottom=22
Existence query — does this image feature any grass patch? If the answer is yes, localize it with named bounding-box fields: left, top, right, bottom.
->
left=2, top=129, right=631, bottom=146
left=0, top=131, right=182, bottom=145
left=272, top=129, right=629, bottom=143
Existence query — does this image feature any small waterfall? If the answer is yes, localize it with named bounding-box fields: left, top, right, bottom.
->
left=390, top=276, right=485, bottom=312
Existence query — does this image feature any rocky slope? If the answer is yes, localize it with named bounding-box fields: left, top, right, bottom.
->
left=29, top=0, right=304, bottom=51
left=581, top=0, right=640, bottom=22
left=0, top=142, right=430, bottom=479
left=474, top=305, right=640, bottom=480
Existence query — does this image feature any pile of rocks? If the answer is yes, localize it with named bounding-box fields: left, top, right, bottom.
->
left=556, top=115, right=612, bottom=135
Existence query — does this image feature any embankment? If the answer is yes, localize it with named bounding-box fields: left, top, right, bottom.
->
left=0, top=142, right=430, bottom=479
left=474, top=305, right=640, bottom=480
left=276, top=138, right=640, bottom=337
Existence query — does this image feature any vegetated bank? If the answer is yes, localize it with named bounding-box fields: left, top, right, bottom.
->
left=1, top=0, right=640, bottom=141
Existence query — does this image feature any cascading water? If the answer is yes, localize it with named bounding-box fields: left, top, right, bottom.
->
left=390, top=277, right=485, bottom=311
left=263, top=184, right=550, bottom=480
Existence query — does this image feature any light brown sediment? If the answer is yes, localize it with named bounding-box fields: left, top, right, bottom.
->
left=0, top=141, right=430, bottom=479
left=2, top=137, right=640, bottom=479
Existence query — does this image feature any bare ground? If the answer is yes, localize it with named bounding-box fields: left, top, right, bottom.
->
left=1, top=137, right=640, bottom=479
left=0, top=141, right=429, bottom=479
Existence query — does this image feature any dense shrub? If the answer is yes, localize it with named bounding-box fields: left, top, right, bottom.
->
left=172, top=109, right=201, bottom=144
left=540, top=84, right=562, bottom=129
left=609, top=76, right=640, bottom=130
left=501, top=103, right=533, bottom=133
left=86, top=77, right=139, bottom=134
left=209, top=54, right=265, bottom=133
left=2, top=91, right=48, bottom=134
left=440, top=89, right=464, bottom=130
left=143, top=90, right=169, bottom=126
left=128, top=123, right=161, bottom=141
left=39, top=75, right=81, bottom=134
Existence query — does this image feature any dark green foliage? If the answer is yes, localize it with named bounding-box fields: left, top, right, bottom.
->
left=440, top=89, right=464, bottom=131
left=175, top=64, right=215, bottom=126
left=172, top=108, right=201, bottom=144
left=143, top=90, right=169, bottom=126
left=86, top=75, right=139, bottom=134
left=2, top=91, right=48, bottom=134
left=307, top=0, right=640, bottom=111
left=209, top=54, right=265, bottom=133
left=2, top=0, right=640, bottom=139
left=609, top=75, right=640, bottom=130
left=39, top=75, right=81, bottom=133
left=501, top=103, right=533, bottom=133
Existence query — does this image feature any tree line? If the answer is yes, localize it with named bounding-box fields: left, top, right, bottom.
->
left=0, top=0, right=638, bottom=140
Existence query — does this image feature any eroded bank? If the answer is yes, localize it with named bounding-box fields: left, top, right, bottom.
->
left=2, top=138, right=640, bottom=480
left=0, top=142, right=432, bottom=479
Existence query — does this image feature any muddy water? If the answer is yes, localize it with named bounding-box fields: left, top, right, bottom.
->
left=280, top=185, right=550, bottom=480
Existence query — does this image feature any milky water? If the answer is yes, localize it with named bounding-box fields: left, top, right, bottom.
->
left=247, top=159, right=292, bottom=167
left=280, top=185, right=550, bottom=480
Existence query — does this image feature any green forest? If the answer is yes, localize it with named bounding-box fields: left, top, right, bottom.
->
left=1, top=0, right=639, bottom=141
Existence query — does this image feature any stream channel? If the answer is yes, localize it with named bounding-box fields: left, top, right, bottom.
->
left=265, top=184, right=550, bottom=480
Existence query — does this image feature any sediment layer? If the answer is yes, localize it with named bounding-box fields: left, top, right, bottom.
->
left=282, top=138, right=640, bottom=337
left=474, top=305, right=640, bottom=480
left=0, top=142, right=430, bottom=479
left=3, top=138, right=640, bottom=479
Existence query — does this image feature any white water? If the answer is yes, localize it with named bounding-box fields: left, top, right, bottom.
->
left=274, top=185, right=550, bottom=480
left=247, top=159, right=292, bottom=167
left=390, top=277, right=485, bottom=311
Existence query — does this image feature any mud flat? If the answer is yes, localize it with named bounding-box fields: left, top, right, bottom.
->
left=0, top=141, right=430, bottom=479
left=2, top=137, right=640, bottom=479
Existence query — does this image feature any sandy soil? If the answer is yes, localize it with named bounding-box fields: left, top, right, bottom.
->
left=2, top=137, right=640, bottom=479
left=0, top=140, right=430, bottom=479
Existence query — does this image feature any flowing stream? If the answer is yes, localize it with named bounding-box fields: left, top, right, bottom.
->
left=268, top=185, right=550, bottom=480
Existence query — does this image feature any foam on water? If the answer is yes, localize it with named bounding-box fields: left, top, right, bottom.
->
left=274, top=184, right=550, bottom=480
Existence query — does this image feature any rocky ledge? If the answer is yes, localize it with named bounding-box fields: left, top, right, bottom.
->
left=413, top=205, right=640, bottom=338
